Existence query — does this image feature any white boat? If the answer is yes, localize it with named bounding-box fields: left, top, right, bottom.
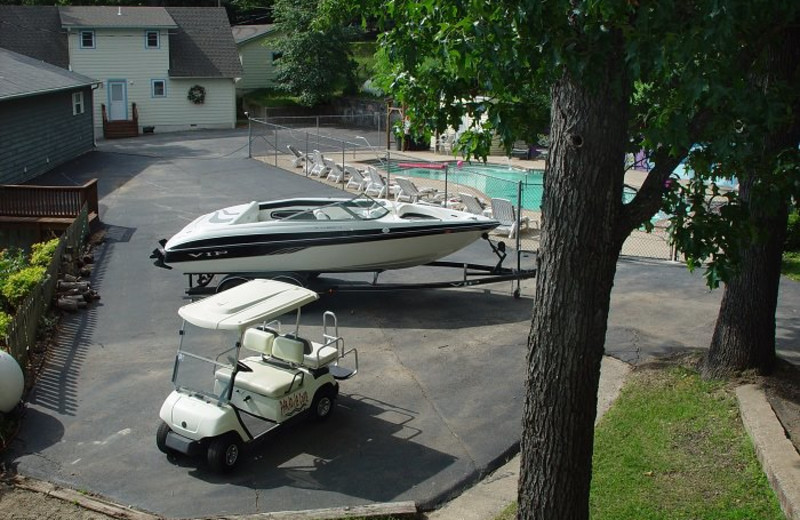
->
left=151, top=194, right=499, bottom=275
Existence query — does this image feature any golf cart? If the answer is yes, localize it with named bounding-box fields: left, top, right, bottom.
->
left=156, top=279, right=358, bottom=472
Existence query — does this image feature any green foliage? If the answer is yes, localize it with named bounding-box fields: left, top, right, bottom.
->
left=0, top=249, right=26, bottom=279
left=0, top=311, right=10, bottom=338
left=29, top=238, right=59, bottom=268
left=2, top=266, right=46, bottom=308
left=272, top=0, right=362, bottom=106
left=786, top=211, right=800, bottom=252
left=783, top=251, right=800, bottom=281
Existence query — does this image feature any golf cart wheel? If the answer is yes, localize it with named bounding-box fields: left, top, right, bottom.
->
left=311, top=387, right=335, bottom=422
left=156, top=421, right=174, bottom=455
left=207, top=434, right=242, bottom=473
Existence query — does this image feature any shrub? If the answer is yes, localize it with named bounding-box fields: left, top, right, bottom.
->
left=0, top=249, right=26, bottom=278
left=0, top=311, right=10, bottom=338
left=2, top=266, right=46, bottom=308
left=786, top=210, right=800, bottom=252
left=29, top=238, right=59, bottom=267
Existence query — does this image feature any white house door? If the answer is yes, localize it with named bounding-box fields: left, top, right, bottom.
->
left=108, top=81, right=127, bottom=121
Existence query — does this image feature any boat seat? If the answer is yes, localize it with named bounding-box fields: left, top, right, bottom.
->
left=304, top=341, right=339, bottom=369
left=313, top=209, right=331, bottom=220
left=242, top=328, right=275, bottom=356
left=216, top=361, right=302, bottom=398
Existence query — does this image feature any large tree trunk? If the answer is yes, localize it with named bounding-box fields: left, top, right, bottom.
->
left=702, top=23, right=800, bottom=379
left=702, top=177, right=788, bottom=378
left=517, top=50, right=630, bottom=519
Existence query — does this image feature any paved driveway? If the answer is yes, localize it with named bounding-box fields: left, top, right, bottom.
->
left=7, top=130, right=800, bottom=518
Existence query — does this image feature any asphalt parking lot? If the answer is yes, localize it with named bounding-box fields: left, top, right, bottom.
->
left=7, top=129, right=800, bottom=518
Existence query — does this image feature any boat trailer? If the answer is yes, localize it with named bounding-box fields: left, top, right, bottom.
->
left=183, top=235, right=537, bottom=299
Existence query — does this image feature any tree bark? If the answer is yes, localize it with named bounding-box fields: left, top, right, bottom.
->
left=702, top=23, right=800, bottom=379
left=517, top=47, right=630, bottom=519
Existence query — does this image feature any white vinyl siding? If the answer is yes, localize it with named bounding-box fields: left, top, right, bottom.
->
left=137, top=78, right=237, bottom=131
left=236, top=36, right=280, bottom=91
left=67, top=28, right=236, bottom=133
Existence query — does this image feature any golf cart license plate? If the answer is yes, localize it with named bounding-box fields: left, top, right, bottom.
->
left=280, top=391, right=308, bottom=417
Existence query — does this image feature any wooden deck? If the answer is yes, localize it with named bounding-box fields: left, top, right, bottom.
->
left=0, top=179, right=100, bottom=242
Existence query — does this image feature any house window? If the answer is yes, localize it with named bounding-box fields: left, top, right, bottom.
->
left=145, top=30, right=160, bottom=49
left=80, top=30, right=95, bottom=49
left=151, top=79, right=166, bottom=98
left=72, top=92, right=84, bottom=115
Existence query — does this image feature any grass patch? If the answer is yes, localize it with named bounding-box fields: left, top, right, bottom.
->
left=782, top=251, right=800, bottom=281
left=492, top=364, right=783, bottom=520
left=590, top=365, right=782, bottom=520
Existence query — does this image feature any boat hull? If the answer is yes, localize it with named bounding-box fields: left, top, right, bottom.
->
left=153, top=197, right=499, bottom=275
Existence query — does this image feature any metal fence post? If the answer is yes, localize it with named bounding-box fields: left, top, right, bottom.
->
left=516, top=180, right=523, bottom=269
left=247, top=114, right=252, bottom=159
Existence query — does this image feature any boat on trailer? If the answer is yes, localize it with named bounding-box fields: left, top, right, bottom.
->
left=151, top=194, right=500, bottom=277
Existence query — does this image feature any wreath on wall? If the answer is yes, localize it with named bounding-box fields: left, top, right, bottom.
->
left=187, top=85, right=206, bottom=104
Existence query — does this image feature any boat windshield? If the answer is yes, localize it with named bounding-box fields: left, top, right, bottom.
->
left=282, top=194, right=391, bottom=222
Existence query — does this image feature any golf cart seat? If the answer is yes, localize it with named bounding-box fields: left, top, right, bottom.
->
left=304, top=341, right=339, bottom=369
left=242, top=328, right=275, bottom=357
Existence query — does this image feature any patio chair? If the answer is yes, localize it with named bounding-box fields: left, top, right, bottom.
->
left=490, top=198, right=531, bottom=239
left=394, top=177, right=445, bottom=205
left=309, top=150, right=331, bottom=178
left=459, top=192, right=488, bottom=215
left=325, top=159, right=346, bottom=184
left=287, top=144, right=307, bottom=168
left=364, top=166, right=390, bottom=198
left=344, top=165, right=368, bottom=192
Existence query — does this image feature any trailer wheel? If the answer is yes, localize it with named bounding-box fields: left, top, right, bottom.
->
left=311, top=387, right=335, bottom=422
left=216, top=276, right=250, bottom=293
left=207, top=434, right=242, bottom=473
left=156, top=421, right=174, bottom=455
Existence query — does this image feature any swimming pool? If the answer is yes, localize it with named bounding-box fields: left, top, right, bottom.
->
left=389, top=160, right=638, bottom=211
left=389, top=161, right=546, bottom=210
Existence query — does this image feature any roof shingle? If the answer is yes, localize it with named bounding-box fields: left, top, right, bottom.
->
left=167, top=7, right=243, bottom=78
left=59, top=6, right=177, bottom=29
left=0, top=6, right=68, bottom=68
left=0, top=47, right=96, bottom=101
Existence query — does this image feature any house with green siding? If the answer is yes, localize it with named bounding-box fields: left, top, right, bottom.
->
left=0, top=47, right=97, bottom=185
left=232, top=24, right=281, bottom=95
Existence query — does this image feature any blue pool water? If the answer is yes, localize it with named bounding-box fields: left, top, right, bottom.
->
left=389, top=161, right=546, bottom=210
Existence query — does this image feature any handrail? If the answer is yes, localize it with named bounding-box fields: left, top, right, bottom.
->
left=0, top=179, right=99, bottom=219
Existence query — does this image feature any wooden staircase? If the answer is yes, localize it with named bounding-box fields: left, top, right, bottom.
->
left=102, top=103, right=139, bottom=139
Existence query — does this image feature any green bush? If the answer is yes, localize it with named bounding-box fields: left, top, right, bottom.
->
left=0, top=311, right=10, bottom=338
left=2, top=266, right=46, bottom=308
left=29, top=238, right=59, bottom=267
left=0, top=249, right=26, bottom=278
left=786, top=210, right=800, bottom=252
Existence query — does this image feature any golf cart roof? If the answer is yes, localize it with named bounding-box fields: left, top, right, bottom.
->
left=178, top=279, right=319, bottom=331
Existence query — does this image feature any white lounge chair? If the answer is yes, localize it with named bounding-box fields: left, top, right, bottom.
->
left=309, top=151, right=331, bottom=178
left=394, top=177, right=445, bottom=205
left=490, top=198, right=531, bottom=239
left=344, top=166, right=368, bottom=192
left=459, top=193, right=487, bottom=215
left=287, top=144, right=307, bottom=168
left=364, top=166, right=390, bottom=198
left=324, top=159, right=346, bottom=184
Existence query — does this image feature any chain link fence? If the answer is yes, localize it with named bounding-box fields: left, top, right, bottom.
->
left=247, top=117, right=677, bottom=262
